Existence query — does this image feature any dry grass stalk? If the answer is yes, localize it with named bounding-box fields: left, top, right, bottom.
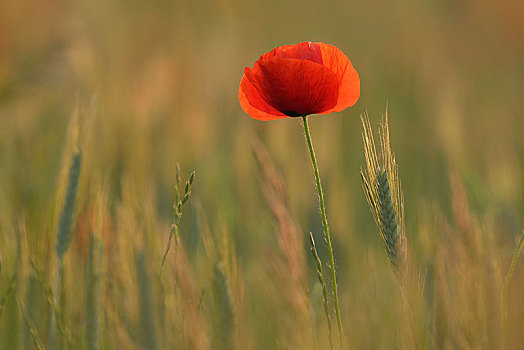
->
left=500, top=229, right=523, bottom=345
left=449, top=172, right=481, bottom=258
left=135, top=251, right=159, bottom=350
left=170, top=242, right=211, bottom=350
left=211, top=262, right=235, bottom=350
left=252, top=138, right=312, bottom=347
left=86, top=232, right=102, bottom=350
left=431, top=178, right=505, bottom=349
left=17, top=296, right=44, bottom=350
left=503, top=229, right=524, bottom=291
left=196, top=207, right=247, bottom=349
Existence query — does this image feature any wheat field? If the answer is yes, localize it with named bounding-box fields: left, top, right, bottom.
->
left=1, top=0, right=524, bottom=349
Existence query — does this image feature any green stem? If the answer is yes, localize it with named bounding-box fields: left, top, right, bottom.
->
left=302, top=116, right=343, bottom=348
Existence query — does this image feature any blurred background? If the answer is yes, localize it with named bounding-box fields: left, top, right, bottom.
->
left=0, top=0, right=523, bottom=348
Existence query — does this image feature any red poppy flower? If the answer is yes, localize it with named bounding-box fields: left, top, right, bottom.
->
left=239, top=41, right=360, bottom=121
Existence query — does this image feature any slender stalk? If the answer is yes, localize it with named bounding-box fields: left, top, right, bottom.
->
left=159, top=168, right=195, bottom=279
left=48, top=259, right=62, bottom=349
left=309, top=232, right=333, bottom=350
left=503, top=229, right=524, bottom=290
left=302, top=116, right=343, bottom=348
left=501, top=230, right=524, bottom=324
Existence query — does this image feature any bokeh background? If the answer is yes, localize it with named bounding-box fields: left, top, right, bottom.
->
left=1, top=0, right=523, bottom=348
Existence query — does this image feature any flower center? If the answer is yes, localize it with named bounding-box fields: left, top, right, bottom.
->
left=283, top=111, right=303, bottom=118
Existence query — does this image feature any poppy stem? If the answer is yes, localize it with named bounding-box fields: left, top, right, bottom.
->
left=302, top=116, right=344, bottom=349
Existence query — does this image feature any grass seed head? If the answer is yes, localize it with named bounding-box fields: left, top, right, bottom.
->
left=360, top=111, right=406, bottom=272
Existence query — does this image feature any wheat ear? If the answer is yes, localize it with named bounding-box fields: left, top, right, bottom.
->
left=49, top=150, right=82, bottom=348
left=360, top=111, right=406, bottom=272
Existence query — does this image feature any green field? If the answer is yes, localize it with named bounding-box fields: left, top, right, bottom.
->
left=1, top=0, right=523, bottom=348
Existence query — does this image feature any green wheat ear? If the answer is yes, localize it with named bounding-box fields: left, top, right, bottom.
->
left=49, top=149, right=82, bottom=348
left=55, top=150, right=82, bottom=259
left=360, top=111, right=406, bottom=272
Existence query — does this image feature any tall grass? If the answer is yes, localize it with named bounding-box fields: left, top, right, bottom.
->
left=253, top=138, right=312, bottom=348
left=0, top=106, right=522, bottom=349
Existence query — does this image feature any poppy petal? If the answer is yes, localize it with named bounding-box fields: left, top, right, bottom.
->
left=316, top=42, right=360, bottom=112
left=258, top=42, right=323, bottom=65
left=239, top=72, right=288, bottom=121
left=246, top=57, right=338, bottom=117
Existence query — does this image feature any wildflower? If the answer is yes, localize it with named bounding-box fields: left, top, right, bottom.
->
left=239, top=41, right=359, bottom=120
